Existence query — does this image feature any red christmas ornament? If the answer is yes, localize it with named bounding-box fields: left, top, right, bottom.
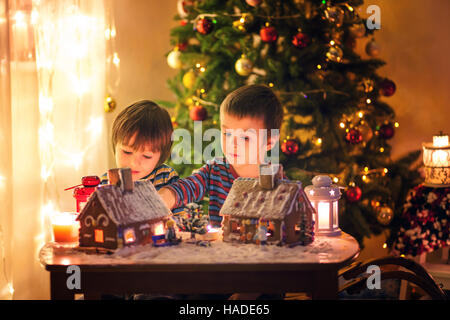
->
left=379, top=79, right=396, bottom=97
left=196, top=18, right=213, bottom=35
left=177, top=42, right=188, bottom=51
left=180, top=20, right=188, bottom=26
left=189, top=105, right=207, bottom=121
left=379, top=123, right=395, bottom=140
left=281, top=139, right=300, bottom=156
left=346, top=186, right=362, bottom=203
left=292, top=32, right=311, bottom=49
left=260, top=26, right=278, bottom=43
left=345, top=128, right=363, bottom=144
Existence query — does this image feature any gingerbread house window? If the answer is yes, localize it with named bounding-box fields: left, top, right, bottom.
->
left=94, top=229, right=104, bottom=243
left=124, top=228, right=136, bottom=244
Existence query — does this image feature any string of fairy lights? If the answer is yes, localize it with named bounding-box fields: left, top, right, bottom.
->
left=0, top=0, right=118, bottom=298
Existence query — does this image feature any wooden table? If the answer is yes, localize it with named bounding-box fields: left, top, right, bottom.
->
left=39, top=232, right=359, bottom=300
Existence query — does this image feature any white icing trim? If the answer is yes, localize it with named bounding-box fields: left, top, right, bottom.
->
left=97, top=213, right=110, bottom=227
left=84, top=216, right=94, bottom=227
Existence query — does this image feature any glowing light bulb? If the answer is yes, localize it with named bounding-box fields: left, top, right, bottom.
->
left=383, top=168, right=388, bottom=174
left=333, top=177, right=339, bottom=183
left=268, top=83, right=274, bottom=87
left=383, top=243, right=387, bottom=249
left=330, top=40, right=335, bottom=46
left=339, top=122, right=345, bottom=128
left=316, top=138, right=322, bottom=145
left=85, top=116, right=103, bottom=138
left=366, top=98, right=372, bottom=104
left=364, top=167, right=369, bottom=172
left=380, top=147, right=385, bottom=153
left=200, top=67, right=206, bottom=72
left=358, top=111, right=364, bottom=118
left=394, top=122, right=399, bottom=128
left=39, top=94, right=53, bottom=115
left=362, top=175, right=367, bottom=182
left=41, top=165, right=52, bottom=182
left=14, top=11, right=26, bottom=28
left=70, top=152, right=84, bottom=171
left=317, top=64, right=322, bottom=70
left=112, top=52, right=120, bottom=66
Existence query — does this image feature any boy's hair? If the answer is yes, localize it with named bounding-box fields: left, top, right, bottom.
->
left=220, top=84, right=283, bottom=130
left=111, top=100, right=173, bottom=167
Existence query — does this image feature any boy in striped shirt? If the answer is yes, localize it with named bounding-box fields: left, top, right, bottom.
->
left=159, top=84, right=284, bottom=227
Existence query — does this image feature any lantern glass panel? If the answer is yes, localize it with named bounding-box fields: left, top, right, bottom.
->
left=333, top=200, right=338, bottom=229
left=317, top=201, right=330, bottom=230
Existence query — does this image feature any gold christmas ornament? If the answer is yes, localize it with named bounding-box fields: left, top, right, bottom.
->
left=233, top=13, right=254, bottom=32
left=182, top=70, right=197, bottom=89
left=104, top=95, right=116, bottom=113
left=324, top=6, right=344, bottom=27
left=326, top=45, right=343, bottom=63
left=235, top=55, right=253, bottom=76
left=365, top=39, right=381, bottom=57
left=167, top=49, right=183, bottom=69
left=376, top=205, right=394, bottom=225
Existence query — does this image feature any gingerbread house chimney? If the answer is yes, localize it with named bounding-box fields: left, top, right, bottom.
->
left=259, top=163, right=282, bottom=190
left=119, top=168, right=133, bottom=192
left=108, top=168, right=121, bottom=186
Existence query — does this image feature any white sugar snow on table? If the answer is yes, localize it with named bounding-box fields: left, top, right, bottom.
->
left=40, top=233, right=359, bottom=267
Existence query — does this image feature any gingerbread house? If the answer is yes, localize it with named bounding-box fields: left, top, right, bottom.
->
left=220, top=164, right=315, bottom=245
left=77, top=168, right=172, bottom=250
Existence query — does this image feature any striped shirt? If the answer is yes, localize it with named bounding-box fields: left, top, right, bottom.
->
left=165, top=157, right=239, bottom=227
left=100, top=164, right=184, bottom=214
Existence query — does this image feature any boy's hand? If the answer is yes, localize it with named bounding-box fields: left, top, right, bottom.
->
left=158, top=187, right=176, bottom=210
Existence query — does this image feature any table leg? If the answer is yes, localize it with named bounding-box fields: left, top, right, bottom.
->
left=50, top=272, right=75, bottom=300
left=311, top=270, right=338, bottom=300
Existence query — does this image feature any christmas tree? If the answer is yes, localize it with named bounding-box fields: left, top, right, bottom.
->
left=174, top=202, right=210, bottom=240
left=162, top=0, right=421, bottom=247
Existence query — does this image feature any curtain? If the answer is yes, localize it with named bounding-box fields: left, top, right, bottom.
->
left=0, top=0, right=111, bottom=299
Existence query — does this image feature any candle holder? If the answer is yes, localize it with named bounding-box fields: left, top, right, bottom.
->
left=52, top=212, right=80, bottom=244
left=305, top=175, right=341, bottom=236
left=422, top=131, right=450, bottom=187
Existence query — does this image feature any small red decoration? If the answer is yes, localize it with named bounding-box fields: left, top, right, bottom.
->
left=345, top=128, right=363, bottom=144
left=189, top=105, right=207, bottom=121
left=379, top=123, right=395, bottom=140
left=196, top=18, right=213, bottom=35
left=292, top=32, right=310, bottom=49
left=379, top=79, right=396, bottom=97
left=260, top=26, right=278, bottom=43
left=345, top=186, right=362, bottom=203
left=66, top=176, right=101, bottom=212
left=281, top=139, right=299, bottom=156
left=177, top=42, right=188, bottom=51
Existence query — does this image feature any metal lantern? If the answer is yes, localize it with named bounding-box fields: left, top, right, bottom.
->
left=305, top=175, right=341, bottom=236
left=422, top=132, right=450, bottom=187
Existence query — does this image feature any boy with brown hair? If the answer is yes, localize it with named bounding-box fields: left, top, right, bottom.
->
left=102, top=100, right=179, bottom=189
left=158, top=84, right=283, bottom=227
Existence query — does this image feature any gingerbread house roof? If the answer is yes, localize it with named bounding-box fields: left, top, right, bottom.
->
left=78, top=179, right=171, bottom=226
left=220, top=178, right=314, bottom=220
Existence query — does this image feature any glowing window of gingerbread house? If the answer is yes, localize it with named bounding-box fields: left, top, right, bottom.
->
left=94, top=229, right=104, bottom=243
left=124, top=228, right=136, bottom=244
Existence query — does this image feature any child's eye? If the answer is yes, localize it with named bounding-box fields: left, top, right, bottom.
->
left=122, top=150, right=133, bottom=155
left=143, top=155, right=152, bottom=159
left=223, top=132, right=232, bottom=137
left=240, top=136, right=250, bottom=141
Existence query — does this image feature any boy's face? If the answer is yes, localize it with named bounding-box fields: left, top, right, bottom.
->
left=115, top=132, right=161, bottom=181
left=220, top=110, right=276, bottom=168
